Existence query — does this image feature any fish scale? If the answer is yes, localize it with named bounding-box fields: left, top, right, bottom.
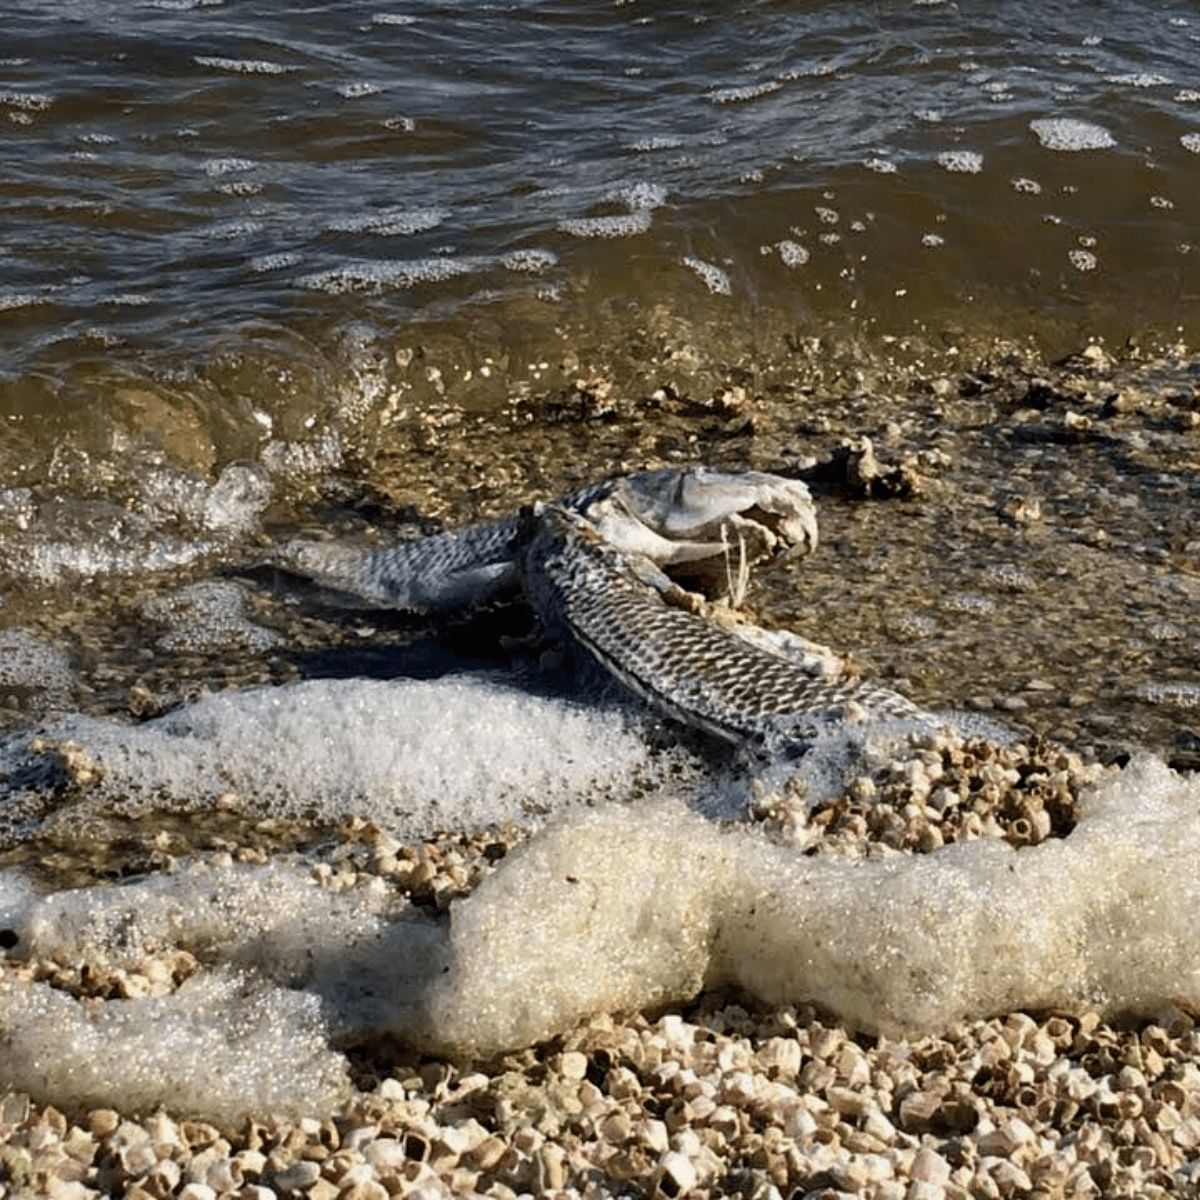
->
left=519, top=505, right=923, bottom=753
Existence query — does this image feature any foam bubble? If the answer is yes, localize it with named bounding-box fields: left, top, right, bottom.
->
left=777, top=240, right=809, bottom=267
left=6, top=750, right=1200, bottom=1116
left=0, top=630, right=74, bottom=693
left=193, top=56, right=290, bottom=75
left=202, top=157, right=257, bottom=177
left=250, top=250, right=304, bottom=273
left=295, top=257, right=486, bottom=293
left=558, top=211, right=653, bottom=238
left=1069, top=248, right=1098, bottom=271
left=683, top=256, right=732, bottom=295
left=1105, top=73, right=1171, bottom=88
left=502, top=248, right=557, bottom=273
left=708, top=80, right=783, bottom=104
left=1136, top=681, right=1200, bottom=708
left=327, top=208, right=446, bottom=236
left=937, top=150, right=984, bottom=173
left=0, top=293, right=45, bottom=312
left=558, top=181, right=665, bottom=239
left=337, top=81, right=383, bottom=99
left=0, top=970, right=348, bottom=1124
left=1030, top=118, right=1115, bottom=151
left=405, top=755, right=1200, bottom=1056
left=0, top=91, right=52, bottom=111
left=141, top=581, right=281, bottom=653
left=1182, top=133, right=1200, bottom=154
left=613, top=181, right=667, bottom=211
left=7, top=676, right=671, bottom=842
left=628, top=134, right=685, bottom=152
left=0, top=488, right=33, bottom=530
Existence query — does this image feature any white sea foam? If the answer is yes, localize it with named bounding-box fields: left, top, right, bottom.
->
left=250, top=250, right=304, bottom=272
left=777, top=240, right=810, bottom=267
left=141, top=581, right=281, bottom=653
left=0, top=631, right=74, bottom=693
left=612, top=181, right=667, bottom=211
left=0, top=293, right=45, bottom=312
left=1136, top=681, right=1200, bottom=708
left=683, top=256, right=732, bottom=295
left=1030, top=117, right=1115, bottom=151
left=708, top=80, right=783, bottom=104
left=0, top=970, right=348, bottom=1123
left=937, top=150, right=983, bottom=173
left=502, top=248, right=557, bottom=273
left=5, top=676, right=670, bottom=841
left=202, top=156, right=257, bottom=177
left=1105, top=73, right=1171, bottom=88
left=3, top=755, right=1199, bottom=1120
left=0, top=91, right=53, bottom=111
left=558, top=181, right=665, bottom=238
left=1181, top=133, right=1200, bottom=154
left=295, top=256, right=486, bottom=293
left=628, top=134, right=685, bottom=152
left=558, top=211, right=653, bottom=239
left=337, top=81, right=383, bottom=99
left=0, top=463, right=271, bottom=585
left=326, top=207, right=446, bottom=236
left=194, top=57, right=290, bottom=76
